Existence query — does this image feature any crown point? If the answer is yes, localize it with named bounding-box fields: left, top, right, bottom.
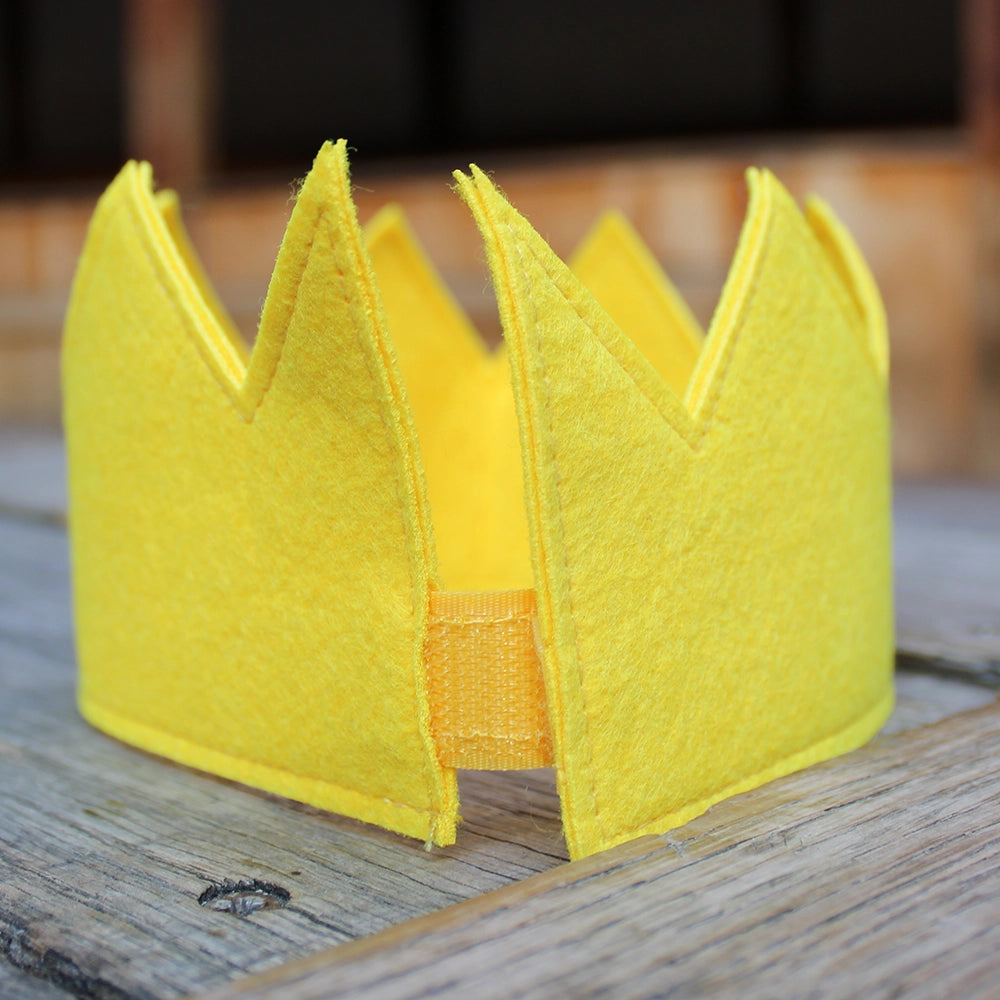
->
left=803, top=193, right=889, bottom=383
left=744, top=165, right=770, bottom=202
left=466, top=163, right=497, bottom=190
left=309, top=138, right=348, bottom=177
left=453, top=166, right=486, bottom=207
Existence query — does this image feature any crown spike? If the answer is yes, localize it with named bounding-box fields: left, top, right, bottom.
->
left=682, top=166, right=770, bottom=421
left=570, top=210, right=703, bottom=398
left=242, top=139, right=365, bottom=416
left=804, top=195, right=889, bottom=384
left=366, top=204, right=488, bottom=369
left=456, top=165, right=696, bottom=436
left=154, top=187, right=249, bottom=364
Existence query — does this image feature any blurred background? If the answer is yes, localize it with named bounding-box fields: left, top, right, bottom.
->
left=0, top=0, right=997, bottom=479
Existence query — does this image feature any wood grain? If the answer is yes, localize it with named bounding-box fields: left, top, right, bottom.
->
left=894, top=482, right=1000, bottom=683
left=0, top=963, right=73, bottom=1000
left=0, top=515, right=568, bottom=999
left=0, top=440, right=997, bottom=997
left=206, top=699, right=1000, bottom=1000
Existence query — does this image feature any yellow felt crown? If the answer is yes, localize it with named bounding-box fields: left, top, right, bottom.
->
left=63, top=140, right=893, bottom=860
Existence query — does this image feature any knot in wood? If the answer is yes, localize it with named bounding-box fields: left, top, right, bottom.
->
left=198, top=878, right=290, bottom=917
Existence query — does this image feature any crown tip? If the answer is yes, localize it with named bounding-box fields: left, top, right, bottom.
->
left=119, top=159, right=156, bottom=203
left=457, top=163, right=493, bottom=187
left=452, top=166, right=484, bottom=204
left=313, top=138, right=349, bottom=169
left=290, top=140, right=352, bottom=206
left=743, top=165, right=769, bottom=192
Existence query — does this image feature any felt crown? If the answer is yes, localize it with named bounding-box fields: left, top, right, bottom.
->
left=63, top=140, right=893, bottom=861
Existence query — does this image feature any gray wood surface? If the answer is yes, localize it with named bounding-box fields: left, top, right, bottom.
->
left=894, top=482, right=1000, bottom=683
left=0, top=511, right=994, bottom=998
left=207, top=700, right=1000, bottom=1000
left=0, top=962, right=72, bottom=1000
left=0, top=514, right=569, bottom=999
left=1, top=431, right=998, bottom=998
left=0, top=428, right=66, bottom=525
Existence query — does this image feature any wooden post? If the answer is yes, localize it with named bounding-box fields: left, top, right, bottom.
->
left=964, top=0, right=1000, bottom=475
left=124, top=0, right=216, bottom=193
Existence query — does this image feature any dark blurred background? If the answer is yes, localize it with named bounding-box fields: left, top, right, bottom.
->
left=0, top=0, right=961, bottom=182
left=0, top=0, right=997, bottom=481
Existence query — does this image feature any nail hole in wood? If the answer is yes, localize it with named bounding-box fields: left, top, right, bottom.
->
left=198, top=878, right=290, bottom=917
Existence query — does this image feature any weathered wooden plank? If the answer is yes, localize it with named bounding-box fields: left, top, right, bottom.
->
left=894, top=482, right=1000, bottom=683
left=0, top=514, right=568, bottom=999
left=0, top=507, right=994, bottom=998
left=205, top=699, right=1000, bottom=1000
left=1, top=439, right=997, bottom=995
left=0, top=962, right=72, bottom=1000
left=0, top=428, right=65, bottom=524
left=879, top=669, right=996, bottom=733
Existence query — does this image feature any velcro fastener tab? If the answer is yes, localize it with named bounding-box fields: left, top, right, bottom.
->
left=425, top=589, right=552, bottom=769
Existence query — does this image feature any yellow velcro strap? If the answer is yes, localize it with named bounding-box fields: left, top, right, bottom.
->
left=425, top=589, right=552, bottom=770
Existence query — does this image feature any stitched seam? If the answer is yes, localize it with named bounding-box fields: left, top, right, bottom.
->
left=461, top=176, right=580, bottom=840
left=331, top=167, right=437, bottom=579
left=434, top=613, right=533, bottom=625
left=323, top=209, right=439, bottom=817
left=125, top=177, right=320, bottom=424
left=126, top=197, right=218, bottom=377
left=520, top=227, right=774, bottom=452
left=526, top=236, right=702, bottom=447
left=690, top=223, right=773, bottom=442
left=447, top=733, right=545, bottom=744
left=248, top=217, right=320, bottom=418
left=331, top=252, right=434, bottom=810
left=510, top=231, right=606, bottom=837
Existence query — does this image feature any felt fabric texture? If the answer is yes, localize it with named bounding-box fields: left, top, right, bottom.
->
left=569, top=211, right=703, bottom=398
left=65, top=140, right=893, bottom=860
left=456, top=165, right=893, bottom=859
left=365, top=207, right=530, bottom=591
left=64, top=140, right=457, bottom=846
